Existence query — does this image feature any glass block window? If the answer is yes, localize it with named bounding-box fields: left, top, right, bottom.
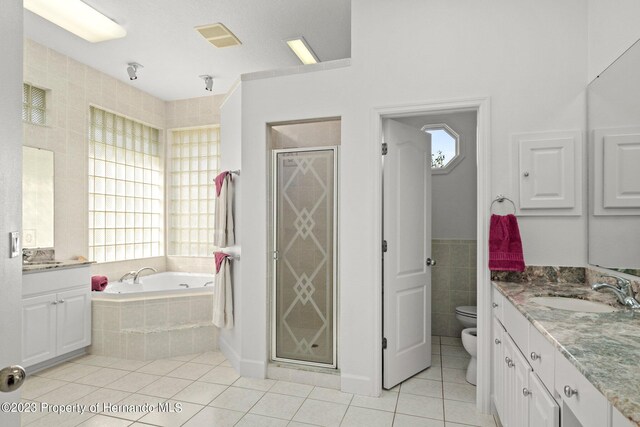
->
left=23, top=83, right=46, bottom=125
left=88, top=106, right=163, bottom=262
left=168, top=126, right=220, bottom=256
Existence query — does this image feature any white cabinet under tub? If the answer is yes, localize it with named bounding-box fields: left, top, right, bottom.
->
left=22, top=265, right=92, bottom=368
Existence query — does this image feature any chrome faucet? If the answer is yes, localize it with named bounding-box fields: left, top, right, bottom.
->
left=119, top=271, right=136, bottom=282
left=204, top=281, right=214, bottom=287
left=133, top=267, right=157, bottom=284
left=592, top=275, right=640, bottom=309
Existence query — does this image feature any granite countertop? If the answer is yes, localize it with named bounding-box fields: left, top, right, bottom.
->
left=22, top=259, right=95, bottom=274
left=493, top=280, right=640, bottom=426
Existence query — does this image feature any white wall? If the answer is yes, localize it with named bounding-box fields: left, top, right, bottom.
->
left=0, top=1, right=24, bottom=422
left=587, top=0, right=640, bottom=81
left=227, top=0, right=590, bottom=396
left=397, top=111, right=477, bottom=240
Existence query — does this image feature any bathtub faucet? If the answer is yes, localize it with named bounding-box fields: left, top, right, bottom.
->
left=133, top=267, right=157, bottom=284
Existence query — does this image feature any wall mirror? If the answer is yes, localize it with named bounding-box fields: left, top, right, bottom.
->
left=587, top=38, right=640, bottom=278
left=23, top=146, right=54, bottom=248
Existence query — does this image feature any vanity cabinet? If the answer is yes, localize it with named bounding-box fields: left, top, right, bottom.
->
left=22, top=266, right=91, bottom=368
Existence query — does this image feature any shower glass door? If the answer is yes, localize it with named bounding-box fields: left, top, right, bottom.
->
left=272, top=147, right=337, bottom=367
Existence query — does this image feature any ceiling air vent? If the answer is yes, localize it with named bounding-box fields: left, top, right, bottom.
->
left=195, top=23, right=241, bottom=48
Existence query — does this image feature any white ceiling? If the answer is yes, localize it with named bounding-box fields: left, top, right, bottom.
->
left=24, top=0, right=351, bottom=100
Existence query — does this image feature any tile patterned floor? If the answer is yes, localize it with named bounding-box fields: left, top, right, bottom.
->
left=19, top=336, right=497, bottom=427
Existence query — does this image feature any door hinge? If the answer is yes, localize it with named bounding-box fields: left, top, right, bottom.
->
left=381, top=143, right=388, bottom=155
left=382, top=240, right=387, bottom=253
left=382, top=337, right=387, bottom=350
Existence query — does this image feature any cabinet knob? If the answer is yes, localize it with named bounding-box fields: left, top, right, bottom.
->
left=563, top=385, right=578, bottom=398
left=51, top=301, right=58, bottom=305
left=495, top=338, right=501, bottom=345
left=58, top=299, right=65, bottom=304
left=523, top=171, right=530, bottom=177
left=530, top=352, right=540, bottom=361
left=492, top=302, right=498, bottom=308
left=522, top=388, right=531, bottom=397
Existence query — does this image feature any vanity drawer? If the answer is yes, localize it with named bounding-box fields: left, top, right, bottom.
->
left=503, top=298, right=529, bottom=355
left=492, top=285, right=505, bottom=323
left=554, top=350, right=608, bottom=427
left=528, top=324, right=555, bottom=391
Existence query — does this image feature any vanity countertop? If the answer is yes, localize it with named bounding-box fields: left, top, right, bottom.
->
left=22, top=260, right=95, bottom=274
left=493, top=280, right=640, bottom=426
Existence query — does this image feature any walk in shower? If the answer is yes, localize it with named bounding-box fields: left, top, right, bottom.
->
left=271, top=142, right=338, bottom=368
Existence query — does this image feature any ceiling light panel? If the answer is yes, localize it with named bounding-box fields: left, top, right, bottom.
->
left=24, top=0, right=126, bottom=43
left=285, top=37, right=319, bottom=65
left=195, top=23, right=242, bottom=48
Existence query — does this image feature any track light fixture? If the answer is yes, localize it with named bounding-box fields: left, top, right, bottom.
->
left=199, top=75, right=214, bottom=92
left=127, top=62, right=143, bottom=80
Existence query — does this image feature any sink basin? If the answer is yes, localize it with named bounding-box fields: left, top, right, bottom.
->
left=530, top=297, right=619, bottom=313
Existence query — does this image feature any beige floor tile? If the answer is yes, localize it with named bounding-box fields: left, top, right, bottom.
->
left=113, top=359, right=151, bottom=371
left=431, top=336, right=441, bottom=345
left=182, top=406, right=244, bottom=427
left=287, top=422, right=318, bottom=427
left=269, top=381, right=313, bottom=398
left=432, top=346, right=441, bottom=355
left=440, top=337, right=462, bottom=347
left=105, top=372, right=161, bottom=393
left=236, top=413, right=289, bottom=426
left=233, top=376, right=277, bottom=392
left=341, top=406, right=394, bottom=427
left=292, top=399, right=348, bottom=427
left=99, top=393, right=166, bottom=421
left=24, top=411, right=93, bottom=427
left=33, top=362, right=74, bottom=378
left=396, top=394, right=444, bottom=420
left=138, top=400, right=203, bottom=427
left=21, top=376, right=67, bottom=400
left=36, top=363, right=102, bottom=382
left=308, top=387, right=353, bottom=405
left=440, top=346, right=468, bottom=358
left=173, top=381, right=227, bottom=405
left=71, top=355, right=120, bottom=367
left=393, top=413, right=444, bottom=426
left=77, top=414, right=133, bottom=426
left=351, top=390, right=398, bottom=412
left=443, top=382, right=476, bottom=403
left=400, top=378, right=443, bottom=398
left=443, top=400, right=496, bottom=427
left=415, top=367, right=442, bottom=381
left=137, top=359, right=185, bottom=376
left=198, top=366, right=240, bottom=385
left=189, top=351, right=226, bottom=365
left=35, top=382, right=99, bottom=405
left=73, top=388, right=131, bottom=412
left=165, top=362, right=213, bottom=381
left=18, top=399, right=48, bottom=425
left=210, top=386, right=265, bottom=412
left=250, top=393, right=304, bottom=420
left=168, top=353, right=200, bottom=362
left=441, top=356, right=470, bottom=370
left=219, top=360, right=233, bottom=367
left=137, top=376, right=193, bottom=399
left=75, top=368, right=130, bottom=387
left=430, top=356, right=442, bottom=367
left=441, top=368, right=468, bottom=385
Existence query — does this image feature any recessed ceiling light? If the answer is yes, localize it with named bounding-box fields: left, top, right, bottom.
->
left=195, top=23, right=242, bottom=48
left=24, top=0, right=126, bottom=43
left=285, top=37, right=319, bottom=65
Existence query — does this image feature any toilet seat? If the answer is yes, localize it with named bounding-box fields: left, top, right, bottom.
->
left=455, top=306, right=477, bottom=318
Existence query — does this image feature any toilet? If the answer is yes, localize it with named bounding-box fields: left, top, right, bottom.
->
left=455, top=306, right=477, bottom=385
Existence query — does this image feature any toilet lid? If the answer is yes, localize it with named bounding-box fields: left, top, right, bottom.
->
left=455, top=306, right=477, bottom=318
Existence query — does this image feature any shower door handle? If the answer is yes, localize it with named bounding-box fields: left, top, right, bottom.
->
left=272, top=251, right=280, bottom=261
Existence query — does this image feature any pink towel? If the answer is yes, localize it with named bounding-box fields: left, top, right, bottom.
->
left=91, top=275, right=108, bottom=292
left=215, top=252, right=230, bottom=274
left=215, top=171, right=231, bottom=197
left=489, top=214, right=525, bottom=272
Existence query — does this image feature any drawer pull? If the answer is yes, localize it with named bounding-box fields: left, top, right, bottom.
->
left=563, top=385, right=578, bottom=398
left=522, top=388, right=531, bottom=397
left=495, top=338, right=501, bottom=345
left=58, top=299, right=65, bottom=304
left=530, top=352, right=540, bottom=361
left=51, top=301, right=58, bottom=305
left=504, top=356, right=511, bottom=365
left=492, top=303, right=499, bottom=308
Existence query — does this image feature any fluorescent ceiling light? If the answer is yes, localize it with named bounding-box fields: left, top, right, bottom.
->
left=24, top=0, right=126, bottom=43
left=285, top=37, right=319, bottom=65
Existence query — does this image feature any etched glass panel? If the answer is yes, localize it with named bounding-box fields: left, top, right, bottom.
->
left=275, top=149, right=335, bottom=365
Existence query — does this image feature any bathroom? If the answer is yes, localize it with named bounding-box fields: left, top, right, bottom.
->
left=2, top=1, right=640, bottom=427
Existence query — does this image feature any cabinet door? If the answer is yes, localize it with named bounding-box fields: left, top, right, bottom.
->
left=22, top=294, right=57, bottom=367
left=492, top=316, right=505, bottom=421
left=502, top=336, right=517, bottom=426
left=56, top=288, right=91, bottom=355
left=528, top=372, right=559, bottom=427
left=511, top=336, right=531, bottom=427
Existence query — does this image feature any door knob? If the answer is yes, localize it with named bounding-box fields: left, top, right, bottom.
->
left=0, top=365, right=26, bottom=393
left=530, top=352, right=540, bottom=361
left=426, top=258, right=436, bottom=266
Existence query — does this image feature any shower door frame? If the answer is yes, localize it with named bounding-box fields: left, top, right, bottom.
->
left=270, top=146, right=339, bottom=369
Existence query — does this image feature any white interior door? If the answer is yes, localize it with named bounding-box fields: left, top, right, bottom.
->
left=382, top=118, right=432, bottom=389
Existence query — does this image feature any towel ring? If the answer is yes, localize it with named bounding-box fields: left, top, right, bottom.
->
left=490, top=195, right=516, bottom=215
